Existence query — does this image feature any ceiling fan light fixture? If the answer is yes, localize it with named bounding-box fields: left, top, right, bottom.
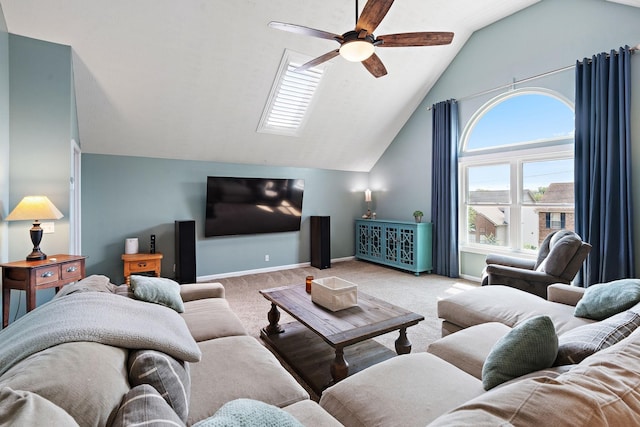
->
left=339, top=40, right=375, bottom=62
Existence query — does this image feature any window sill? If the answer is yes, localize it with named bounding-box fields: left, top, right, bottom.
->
left=460, top=244, right=537, bottom=260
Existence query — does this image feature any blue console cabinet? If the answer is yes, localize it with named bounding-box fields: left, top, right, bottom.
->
left=355, top=219, right=433, bottom=275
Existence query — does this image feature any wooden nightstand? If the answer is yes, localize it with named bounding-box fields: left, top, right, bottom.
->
left=122, top=253, right=163, bottom=285
left=1, top=254, right=86, bottom=328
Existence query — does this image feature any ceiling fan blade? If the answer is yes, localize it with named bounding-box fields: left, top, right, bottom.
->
left=377, top=32, right=454, bottom=47
left=269, top=21, right=342, bottom=41
left=355, top=0, right=394, bottom=34
left=362, top=53, right=388, bottom=78
left=295, top=50, right=340, bottom=72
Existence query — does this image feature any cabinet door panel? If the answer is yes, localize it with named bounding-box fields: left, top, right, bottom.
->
left=384, top=225, right=398, bottom=263
left=356, top=223, right=369, bottom=256
left=398, top=227, right=416, bottom=267
left=369, top=224, right=383, bottom=260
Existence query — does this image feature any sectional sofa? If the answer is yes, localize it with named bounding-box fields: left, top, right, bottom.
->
left=4, top=275, right=640, bottom=426
left=0, top=275, right=341, bottom=426
left=318, top=282, right=640, bottom=426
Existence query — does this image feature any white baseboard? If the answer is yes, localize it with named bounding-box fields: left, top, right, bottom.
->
left=197, top=256, right=355, bottom=282
left=460, top=273, right=481, bottom=283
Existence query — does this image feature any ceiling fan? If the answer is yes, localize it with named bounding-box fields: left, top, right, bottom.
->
left=269, top=0, right=454, bottom=78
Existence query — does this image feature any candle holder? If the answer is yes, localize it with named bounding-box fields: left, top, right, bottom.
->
left=306, top=276, right=314, bottom=293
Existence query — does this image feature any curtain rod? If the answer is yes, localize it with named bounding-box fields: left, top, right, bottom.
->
left=426, top=44, right=639, bottom=110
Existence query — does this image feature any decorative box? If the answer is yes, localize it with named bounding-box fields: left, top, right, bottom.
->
left=311, top=276, right=358, bottom=311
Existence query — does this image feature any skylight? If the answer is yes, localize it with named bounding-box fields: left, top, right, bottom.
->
left=258, top=50, right=326, bottom=136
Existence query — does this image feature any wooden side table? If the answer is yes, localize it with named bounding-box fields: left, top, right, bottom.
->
left=122, top=253, right=163, bottom=285
left=1, top=254, right=86, bottom=328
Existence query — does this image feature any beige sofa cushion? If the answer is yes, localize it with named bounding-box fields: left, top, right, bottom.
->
left=438, top=285, right=594, bottom=335
left=283, top=400, right=344, bottom=427
left=180, top=282, right=225, bottom=302
left=181, top=298, right=247, bottom=341
left=428, top=327, right=640, bottom=426
left=320, top=353, right=484, bottom=427
left=188, top=336, right=309, bottom=425
left=428, top=322, right=511, bottom=379
left=0, top=342, right=129, bottom=427
left=0, top=387, right=80, bottom=426
left=547, top=283, right=585, bottom=305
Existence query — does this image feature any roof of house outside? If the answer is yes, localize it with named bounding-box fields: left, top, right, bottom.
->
left=469, top=190, right=509, bottom=204
left=539, top=182, right=574, bottom=204
left=473, top=206, right=506, bottom=226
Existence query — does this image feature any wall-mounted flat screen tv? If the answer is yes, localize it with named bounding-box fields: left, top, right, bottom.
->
left=205, top=177, right=305, bottom=237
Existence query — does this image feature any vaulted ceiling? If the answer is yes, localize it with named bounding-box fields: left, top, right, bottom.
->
left=1, top=0, right=590, bottom=172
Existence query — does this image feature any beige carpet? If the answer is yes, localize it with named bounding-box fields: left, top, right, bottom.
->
left=212, top=259, right=478, bottom=354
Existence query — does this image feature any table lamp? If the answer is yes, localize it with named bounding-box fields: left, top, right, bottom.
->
left=5, top=195, right=64, bottom=261
left=364, top=189, right=372, bottom=218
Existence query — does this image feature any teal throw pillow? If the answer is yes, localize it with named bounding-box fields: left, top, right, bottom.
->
left=130, top=275, right=185, bottom=313
left=482, top=315, right=558, bottom=390
left=193, top=398, right=304, bottom=427
left=574, top=279, right=640, bottom=320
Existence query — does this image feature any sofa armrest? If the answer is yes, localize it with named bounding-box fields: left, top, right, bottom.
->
left=180, top=282, right=225, bottom=302
left=546, top=283, right=585, bottom=306
left=485, top=254, right=536, bottom=270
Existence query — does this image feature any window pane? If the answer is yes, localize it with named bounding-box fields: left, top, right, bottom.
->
left=467, top=94, right=574, bottom=151
left=467, top=164, right=510, bottom=204
left=467, top=206, right=510, bottom=247
left=521, top=206, right=540, bottom=250
left=520, top=159, right=574, bottom=250
left=522, top=159, right=574, bottom=204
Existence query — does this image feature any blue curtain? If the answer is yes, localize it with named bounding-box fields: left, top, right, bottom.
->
left=575, top=46, right=634, bottom=286
left=431, top=99, right=459, bottom=277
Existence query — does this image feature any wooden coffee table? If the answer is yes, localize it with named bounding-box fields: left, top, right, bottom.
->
left=259, top=284, right=424, bottom=394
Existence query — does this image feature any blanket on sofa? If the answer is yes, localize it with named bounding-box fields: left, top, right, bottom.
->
left=0, top=291, right=202, bottom=377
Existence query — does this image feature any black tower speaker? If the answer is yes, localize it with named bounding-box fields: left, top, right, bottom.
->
left=175, top=220, right=196, bottom=284
left=310, top=216, right=331, bottom=269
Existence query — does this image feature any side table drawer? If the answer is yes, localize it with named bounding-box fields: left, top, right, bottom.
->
left=35, top=266, right=60, bottom=286
left=61, top=261, right=83, bottom=280
left=128, top=259, right=160, bottom=274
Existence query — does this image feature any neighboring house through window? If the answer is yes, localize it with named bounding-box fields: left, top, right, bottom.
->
left=460, top=89, right=575, bottom=253
left=538, top=182, right=574, bottom=243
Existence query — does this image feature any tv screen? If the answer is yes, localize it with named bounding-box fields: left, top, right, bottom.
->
left=205, top=177, right=304, bottom=237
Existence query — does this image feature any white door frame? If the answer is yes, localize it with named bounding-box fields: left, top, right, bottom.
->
left=70, top=139, right=81, bottom=254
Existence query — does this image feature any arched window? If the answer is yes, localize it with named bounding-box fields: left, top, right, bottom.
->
left=459, top=89, right=574, bottom=252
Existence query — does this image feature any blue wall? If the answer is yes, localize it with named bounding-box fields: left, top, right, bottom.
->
left=8, top=35, right=74, bottom=260
left=370, top=0, right=640, bottom=278
left=2, top=34, right=77, bottom=325
left=82, top=154, right=368, bottom=283
left=0, top=4, right=9, bottom=264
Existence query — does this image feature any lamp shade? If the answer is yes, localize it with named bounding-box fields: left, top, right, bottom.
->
left=365, top=189, right=372, bottom=203
left=6, top=196, right=63, bottom=221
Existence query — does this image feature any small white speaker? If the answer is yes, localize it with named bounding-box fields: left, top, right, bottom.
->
left=125, top=238, right=139, bottom=254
